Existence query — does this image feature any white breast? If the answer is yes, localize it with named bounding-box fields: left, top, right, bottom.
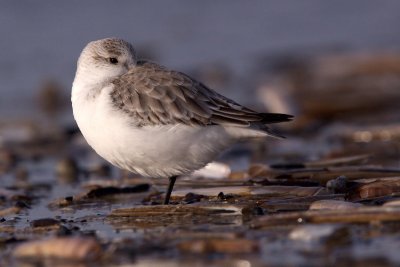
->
left=72, top=84, right=235, bottom=178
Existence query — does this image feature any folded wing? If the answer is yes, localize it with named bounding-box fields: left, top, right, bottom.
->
left=110, top=61, right=293, bottom=134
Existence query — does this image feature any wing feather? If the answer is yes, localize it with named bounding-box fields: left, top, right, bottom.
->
left=110, top=61, right=293, bottom=129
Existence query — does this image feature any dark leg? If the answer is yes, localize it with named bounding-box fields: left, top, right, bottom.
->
left=164, top=176, right=178, bottom=205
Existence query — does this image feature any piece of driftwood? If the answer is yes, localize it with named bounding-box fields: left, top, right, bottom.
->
left=249, top=164, right=400, bottom=183
left=251, top=206, right=400, bottom=228
left=48, top=184, right=151, bottom=208
left=172, top=185, right=323, bottom=198
left=270, top=154, right=372, bottom=169
left=107, top=203, right=254, bottom=229
left=261, top=194, right=345, bottom=213
left=109, top=203, right=252, bottom=217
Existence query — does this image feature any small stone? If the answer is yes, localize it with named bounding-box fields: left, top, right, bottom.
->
left=326, top=176, right=348, bottom=193
left=217, top=192, right=235, bottom=201
left=183, top=192, right=204, bottom=203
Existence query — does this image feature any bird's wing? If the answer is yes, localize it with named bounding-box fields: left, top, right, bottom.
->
left=110, top=61, right=292, bottom=129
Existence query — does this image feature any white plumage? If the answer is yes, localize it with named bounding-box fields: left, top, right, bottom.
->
left=71, top=38, right=292, bottom=202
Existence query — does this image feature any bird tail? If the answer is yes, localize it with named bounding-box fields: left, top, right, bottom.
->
left=258, top=112, right=293, bottom=139
left=259, top=113, right=294, bottom=124
left=224, top=113, right=293, bottom=140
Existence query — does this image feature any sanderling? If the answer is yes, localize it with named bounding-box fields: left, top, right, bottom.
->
left=71, top=38, right=292, bottom=204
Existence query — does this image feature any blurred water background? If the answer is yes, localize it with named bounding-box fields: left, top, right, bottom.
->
left=1, top=0, right=400, bottom=122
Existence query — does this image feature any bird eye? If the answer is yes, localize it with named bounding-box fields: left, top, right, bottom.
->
left=109, top=57, right=118, bottom=64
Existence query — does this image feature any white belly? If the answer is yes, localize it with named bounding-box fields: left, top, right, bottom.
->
left=72, top=87, right=235, bottom=178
